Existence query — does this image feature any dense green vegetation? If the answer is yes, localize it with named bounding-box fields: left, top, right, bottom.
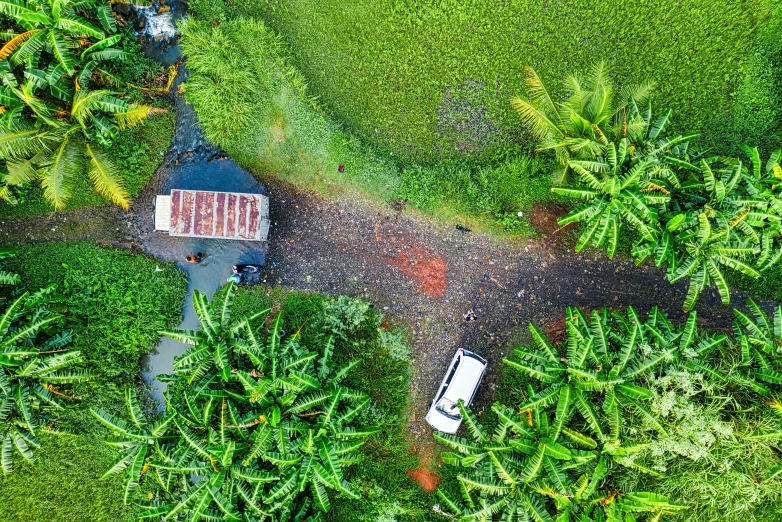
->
left=512, top=62, right=782, bottom=311
left=86, top=284, right=432, bottom=521
left=0, top=242, right=186, bottom=522
left=445, top=305, right=782, bottom=522
left=180, top=13, right=554, bottom=235
left=228, top=290, right=432, bottom=522
left=0, top=2, right=175, bottom=216
left=0, top=111, right=175, bottom=218
left=250, top=0, right=782, bottom=163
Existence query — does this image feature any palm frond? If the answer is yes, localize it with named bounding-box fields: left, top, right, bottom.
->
left=84, top=142, right=129, bottom=209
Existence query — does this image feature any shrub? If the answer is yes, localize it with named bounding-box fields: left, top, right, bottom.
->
left=1, top=243, right=187, bottom=383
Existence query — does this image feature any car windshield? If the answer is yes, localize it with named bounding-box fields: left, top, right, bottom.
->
left=435, top=398, right=461, bottom=420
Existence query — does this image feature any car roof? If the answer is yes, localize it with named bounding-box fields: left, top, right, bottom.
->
left=443, top=356, right=484, bottom=403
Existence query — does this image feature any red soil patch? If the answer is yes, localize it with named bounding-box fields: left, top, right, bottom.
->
left=378, top=236, right=448, bottom=298
left=528, top=203, right=574, bottom=236
left=407, top=467, right=441, bottom=492
left=544, top=315, right=568, bottom=345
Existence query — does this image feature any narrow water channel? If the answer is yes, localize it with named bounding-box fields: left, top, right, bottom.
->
left=134, top=2, right=268, bottom=405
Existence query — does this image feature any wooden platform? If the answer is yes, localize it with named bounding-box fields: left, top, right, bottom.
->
left=156, top=189, right=270, bottom=241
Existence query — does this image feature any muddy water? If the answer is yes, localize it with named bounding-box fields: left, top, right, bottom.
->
left=135, top=4, right=268, bottom=405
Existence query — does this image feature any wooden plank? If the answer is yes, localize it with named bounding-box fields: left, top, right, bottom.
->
left=237, top=194, right=249, bottom=239
left=194, top=191, right=215, bottom=237
left=215, top=192, right=225, bottom=237
left=226, top=193, right=237, bottom=237
left=181, top=190, right=194, bottom=235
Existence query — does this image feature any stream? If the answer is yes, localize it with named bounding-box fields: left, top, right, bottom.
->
left=132, top=1, right=268, bottom=405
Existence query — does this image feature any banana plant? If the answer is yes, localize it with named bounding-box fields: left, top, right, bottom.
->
left=158, top=282, right=271, bottom=385
left=666, top=210, right=760, bottom=311
left=0, top=289, right=92, bottom=473
left=551, top=456, right=686, bottom=522
left=731, top=298, right=782, bottom=395
left=100, top=283, right=375, bottom=520
left=0, top=246, right=19, bottom=286
left=506, top=307, right=726, bottom=445
left=434, top=399, right=682, bottom=522
left=90, top=388, right=178, bottom=503
left=554, top=139, right=670, bottom=257
left=739, top=146, right=782, bottom=269
left=434, top=400, right=588, bottom=521
left=552, top=100, right=698, bottom=259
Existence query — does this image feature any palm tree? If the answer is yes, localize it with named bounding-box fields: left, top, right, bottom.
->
left=0, top=0, right=118, bottom=74
left=0, top=81, right=156, bottom=209
left=0, top=0, right=156, bottom=210
left=0, top=289, right=92, bottom=473
left=510, top=62, right=654, bottom=184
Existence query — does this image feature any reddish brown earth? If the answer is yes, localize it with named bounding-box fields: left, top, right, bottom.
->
left=528, top=202, right=576, bottom=238
left=544, top=314, right=568, bottom=345
left=406, top=467, right=441, bottom=492
left=378, top=236, right=448, bottom=298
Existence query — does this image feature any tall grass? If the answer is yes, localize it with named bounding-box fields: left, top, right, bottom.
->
left=252, top=0, right=781, bottom=163
left=180, top=16, right=555, bottom=234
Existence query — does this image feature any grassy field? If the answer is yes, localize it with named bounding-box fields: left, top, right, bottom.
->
left=250, top=0, right=782, bottom=163
left=0, top=243, right=187, bottom=522
left=181, top=14, right=559, bottom=234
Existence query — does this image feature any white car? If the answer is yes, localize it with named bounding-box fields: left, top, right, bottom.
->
left=425, top=348, right=487, bottom=434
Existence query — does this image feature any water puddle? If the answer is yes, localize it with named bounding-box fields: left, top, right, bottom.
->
left=134, top=2, right=268, bottom=405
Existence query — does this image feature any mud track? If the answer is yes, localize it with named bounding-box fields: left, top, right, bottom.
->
left=0, top=178, right=769, bottom=450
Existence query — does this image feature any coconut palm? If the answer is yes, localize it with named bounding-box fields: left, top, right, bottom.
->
left=0, top=288, right=92, bottom=473
left=0, top=0, right=156, bottom=210
left=510, top=61, right=654, bottom=184
left=0, top=0, right=118, bottom=74
left=0, top=79, right=156, bottom=209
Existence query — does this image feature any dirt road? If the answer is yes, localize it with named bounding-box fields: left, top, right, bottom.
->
left=0, top=177, right=761, bottom=448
